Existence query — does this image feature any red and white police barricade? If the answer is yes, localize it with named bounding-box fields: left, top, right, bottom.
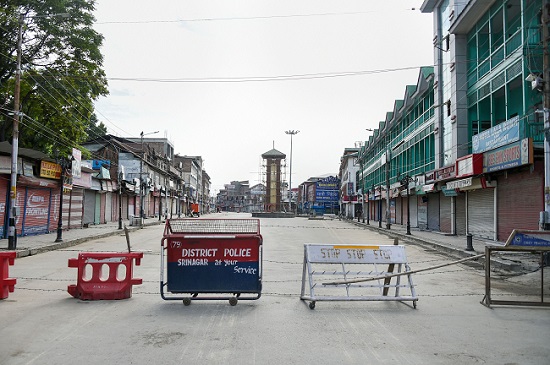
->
left=0, top=251, right=17, bottom=300
left=161, top=218, right=263, bottom=306
left=68, top=252, right=143, bottom=300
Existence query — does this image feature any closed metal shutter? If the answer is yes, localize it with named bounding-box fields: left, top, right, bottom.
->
left=129, top=196, right=136, bottom=218
left=122, top=195, right=129, bottom=219
left=456, top=193, right=467, bottom=235
left=427, top=193, right=440, bottom=231
left=100, top=193, right=107, bottom=224
left=48, top=187, right=71, bottom=233
left=0, top=179, right=8, bottom=237
left=497, top=164, right=543, bottom=241
left=440, top=195, right=452, bottom=233
left=409, top=195, right=418, bottom=228
left=468, top=188, right=495, bottom=240
left=396, top=197, right=403, bottom=225
left=68, top=188, right=83, bottom=229
left=95, top=194, right=101, bottom=224
left=22, top=187, right=52, bottom=236
left=150, top=194, right=157, bottom=217
left=83, top=190, right=96, bottom=225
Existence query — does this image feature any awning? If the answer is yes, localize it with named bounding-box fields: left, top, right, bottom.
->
left=422, top=183, right=437, bottom=193
left=458, top=177, right=496, bottom=191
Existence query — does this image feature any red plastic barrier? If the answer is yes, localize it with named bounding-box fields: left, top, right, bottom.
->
left=0, top=251, right=17, bottom=300
left=67, top=252, right=143, bottom=300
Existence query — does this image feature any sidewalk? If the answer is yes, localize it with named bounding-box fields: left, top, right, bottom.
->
left=1, top=218, right=164, bottom=258
left=336, top=216, right=544, bottom=273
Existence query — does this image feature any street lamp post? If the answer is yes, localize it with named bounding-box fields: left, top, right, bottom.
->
left=118, top=171, right=123, bottom=230
left=285, top=130, right=299, bottom=213
left=139, top=130, right=158, bottom=225
left=55, top=152, right=72, bottom=242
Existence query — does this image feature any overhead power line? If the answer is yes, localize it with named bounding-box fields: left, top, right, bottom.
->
left=106, top=64, right=438, bottom=83
left=95, top=10, right=420, bottom=25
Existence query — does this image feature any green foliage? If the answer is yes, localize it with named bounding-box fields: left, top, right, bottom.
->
left=0, top=0, right=108, bottom=159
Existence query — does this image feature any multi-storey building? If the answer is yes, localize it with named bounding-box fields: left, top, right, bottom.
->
left=338, top=148, right=360, bottom=219
left=357, top=0, right=545, bottom=242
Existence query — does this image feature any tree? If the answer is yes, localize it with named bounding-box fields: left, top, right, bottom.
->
left=0, top=0, right=108, bottom=157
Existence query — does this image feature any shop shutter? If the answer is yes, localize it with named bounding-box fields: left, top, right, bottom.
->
left=68, top=188, right=84, bottom=229
left=381, top=200, right=387, bottom=224
left=83, top=190, right=96, bottom=225
left=100, top=193, right=106, bottom=224
left=497, top=165, right=543, bottom=241
left=15, top=188, right=25, bottom=235
left=95, top=194, right=101, bottom=224
left=22, top=187, right=52, bottom=236
left=122, top=195, right=129, bottom=219
left=0, top=179, right=8, bottom=237
left=129, top=196, right=136, bottom=218
left=396, top=197, right=403, bottom=225
left=105, top=193, right=113, bottom=223
left=456, top=193, right=467, bottom=235
left=468, top=188, right=495, bottom=240
left=409, top=195, right=418, bottom=228
left=47, top=187, right=70, bottom=233
left=427, top=193, right=440, bottom=231
left=150, top=194, right=157, bottom=217
left=440, top=195, right=452, bottom=233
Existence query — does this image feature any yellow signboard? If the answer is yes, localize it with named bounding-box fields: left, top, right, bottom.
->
left=40, top=161, right=62, bottom=180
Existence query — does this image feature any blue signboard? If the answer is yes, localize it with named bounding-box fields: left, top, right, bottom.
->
left=316, top=176, right=339, bottom=190
left=483, top=138, right=532, bottom=173
left=506, top=230, right=550, bottom=247
left=472, top=116, right=520, bottom=153
left=316, top=190, right=339, bottom=201
left=315, top=176, right=339, bottom=202
left=92, top=160, right=111, bottom=170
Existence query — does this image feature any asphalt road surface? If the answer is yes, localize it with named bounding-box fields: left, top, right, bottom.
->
left=1, top=212, right=549, bottom=365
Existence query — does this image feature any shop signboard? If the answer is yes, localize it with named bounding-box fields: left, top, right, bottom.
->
left=456, top=154, right=483, bottom=178
left=483, top=138, right=532, bottom=173
left=472, top=115, right=520, bottom=153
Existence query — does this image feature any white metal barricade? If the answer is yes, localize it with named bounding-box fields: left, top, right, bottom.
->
left=300, top=244, right=418, bottom=309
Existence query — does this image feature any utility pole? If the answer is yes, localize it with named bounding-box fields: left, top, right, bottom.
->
left=7, top=13, right=23, bottom=250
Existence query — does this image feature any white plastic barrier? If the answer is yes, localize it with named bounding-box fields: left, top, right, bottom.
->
left=300, top=244, right=418, bottom=309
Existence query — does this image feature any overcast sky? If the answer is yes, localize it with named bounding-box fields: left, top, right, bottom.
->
left=92, top=1, right=434, bottom=193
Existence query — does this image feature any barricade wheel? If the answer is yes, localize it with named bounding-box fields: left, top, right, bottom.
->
left=183, top=298, right=192, bottom=306
left=309, top=301, right=316, bottom=310
left=229, top=297, right=238, bottom=306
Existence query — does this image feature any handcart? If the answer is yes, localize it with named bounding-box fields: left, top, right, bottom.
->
left=161, top=218, right=262, bottom=306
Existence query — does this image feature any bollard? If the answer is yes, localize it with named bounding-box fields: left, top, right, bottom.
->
left=466, top=234, right=474, bottom=251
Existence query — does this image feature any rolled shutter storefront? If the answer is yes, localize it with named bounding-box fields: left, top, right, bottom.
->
left=467, top=188, right=495, bottom=240
left=456, top=193, right=467, bottom=236
left=83, top=190, right=95, bottom=225
left=69, top=188, right=84, bottom=229
left=427, top=193, right=440, bottom=231
left=22, top=187, right=52, bottom=236
left=439, top=194, right=452, bottom=233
